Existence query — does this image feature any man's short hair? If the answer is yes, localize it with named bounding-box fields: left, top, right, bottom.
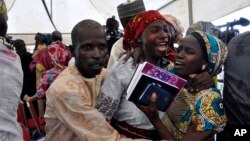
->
left=71, top=19, right=103, bottom=47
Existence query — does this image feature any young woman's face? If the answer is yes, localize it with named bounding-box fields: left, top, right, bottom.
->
left=141, top=20, right=173, bottom=62
left=174, top=35, right=206, bottom=77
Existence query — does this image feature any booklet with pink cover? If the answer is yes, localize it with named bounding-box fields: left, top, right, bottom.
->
left=126, top=61, right=187, bottom=111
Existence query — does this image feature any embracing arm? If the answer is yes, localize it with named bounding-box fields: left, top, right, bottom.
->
left=47, top=89, right=123, bottom=141
left=96, top=65, right=126, bottom=121
left=188, top=72, right=215, bottom=93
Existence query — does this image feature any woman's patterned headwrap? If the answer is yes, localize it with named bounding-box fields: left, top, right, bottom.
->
left=163, top=14, right=184, bottom=35
left=48, top=41, right=71, bottom=68
left=163, top=14, right=184, bottom=62
left=190, top=31, right=228, bottom=76
left=123, top=10, right=167, bottom=51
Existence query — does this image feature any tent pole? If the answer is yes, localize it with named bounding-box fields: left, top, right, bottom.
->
left=188, top=0, right=193, bottom=26
left=157, top=0, right=176, bottom=11
left=41, top=0, right=57, bottom=30
left=50, top=0, right=53, bottom=19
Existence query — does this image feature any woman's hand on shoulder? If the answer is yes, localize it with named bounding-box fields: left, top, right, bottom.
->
left=188, top=72, right=215, bottom=93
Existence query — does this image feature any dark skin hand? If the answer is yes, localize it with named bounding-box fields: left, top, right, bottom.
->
left=137, top=93, right=175, bottom=140
left=122, top=48, right=215, bottom=92
left=137, top=93, right=213, bottom=141
left=122, top=47, right=144, bottom=69
left=119, top=51, right=127, bottom=59
left=188, top=73, right=215, bottom=93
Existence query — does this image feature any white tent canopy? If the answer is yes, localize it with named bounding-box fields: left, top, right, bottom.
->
left=160, top=0, right=250, bottom=30
left=6, top=0, right=171, bottom=33
left=5, top=0, right=173, bottom=46
left=5, top=0, right=250, bottom=47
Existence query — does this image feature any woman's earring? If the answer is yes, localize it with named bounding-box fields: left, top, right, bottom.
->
left=201, top=64, right=206, bottom=71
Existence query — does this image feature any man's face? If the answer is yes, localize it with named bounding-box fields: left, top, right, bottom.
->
left=74, top=27, right=108, bottom=78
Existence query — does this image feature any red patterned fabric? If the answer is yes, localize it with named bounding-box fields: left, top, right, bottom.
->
left=166, top=47, right=175, bottom=62
left=123, top=10, right=166, bottom=51
left=48, top=41, right=71, bottom=68
left=29, top=48, right=53, bottom=72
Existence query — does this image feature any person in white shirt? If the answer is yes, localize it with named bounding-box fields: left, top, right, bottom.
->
left=107, top=0, right=146, bottom=70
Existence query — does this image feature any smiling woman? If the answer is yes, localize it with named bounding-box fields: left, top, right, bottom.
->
left=96, top=10, right=176, bottom=140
